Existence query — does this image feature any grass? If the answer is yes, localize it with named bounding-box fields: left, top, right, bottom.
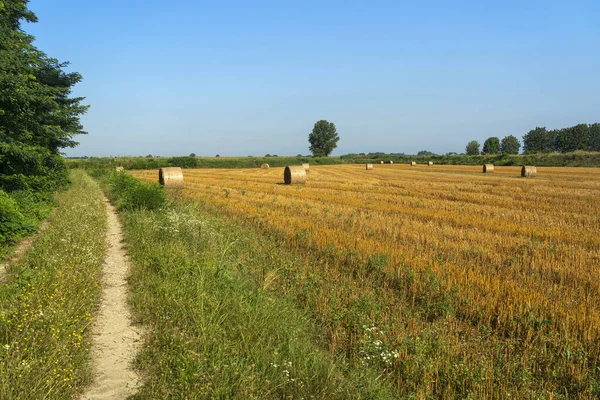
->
left=117, top=203, right=397, bottom=399
left=131, top=164, right=600, bottom=398
left=0, top=171, right=106, bottom=398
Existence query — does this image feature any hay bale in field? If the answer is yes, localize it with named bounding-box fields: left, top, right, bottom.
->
left=366, top=163, right=373, bottom=170
left=159, top=167, right=184, bottom=188
left=380, top=161, right=384, bottom=164
left=427, top=161, right=433, bottom=166
left=410, top=161, right=416, bottom=166
left=261, top=163, right=270, bottom=169
left=115, top=166, right=124, bottom=172
left=302, top=163, right=310, bottom=171
left=284, top=166, right=306, bottom=185
left=389, top=160, right=394, bottom=164
left=521, top=165, right=537, bottom=178
left=483, top=164, right=494, bottom=173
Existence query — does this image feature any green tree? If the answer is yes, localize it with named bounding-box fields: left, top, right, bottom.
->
left=589, top=123, right=600, bottom=152
left=0, top=0, right=88, bottom=192
left=500, top=135, right=520, bottom=154
left=522, top=127, right=549, bottom=153
left=308, top=120, right=339, bottom=157
left=465, top=140, right=480, bottom=155
left=557, top=124, right=589, bottom=153
left=482, top=137, right=500, bottom=154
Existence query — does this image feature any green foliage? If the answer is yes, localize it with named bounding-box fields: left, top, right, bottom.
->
left=590, top=123, right=600, bottom=152
left=308, top=120, right=340, bottom=157
left=500, top=135, right=520, bottom=154
left=556, top=124, right=589, bottom=153
left=106, top=172, right=166, bottom=211
left=0, top=190, right=33, bottom=245
left=465, top=140, right=480, bottom=155
left=481, top=137, right=500, bottom=154
left=0, top=0, right=88, bottom=193
left=167, top=156, right=197, bottom=168
left=523, top=127, right=551, bottom=153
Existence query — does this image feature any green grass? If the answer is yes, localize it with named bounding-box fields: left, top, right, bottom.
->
left=114, top=202, right=396, bottom=398
left=0, top=171, right=106, bottom=398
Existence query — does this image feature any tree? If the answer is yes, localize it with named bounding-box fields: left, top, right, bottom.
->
left=417, top=150, right=435, bottom=156
left=523, top=127, right=554, bottom=153
left=500, top=135, right=520, bottom=154
left=189, top=153, right=196, bottom=157
left=589, top=123, right=600, bottom=152
left=482, top=137, right=500, bottom=154
left=0, top=0, right=88, bottom=192
left=465, top=140, right=480, bottom=155
left=556, top=124, right=589, bottom=153
left=308, top=120, right=339, bottom=157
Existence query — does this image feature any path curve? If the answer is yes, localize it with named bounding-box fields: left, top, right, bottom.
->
left=82, top=197, right=142, bottom=399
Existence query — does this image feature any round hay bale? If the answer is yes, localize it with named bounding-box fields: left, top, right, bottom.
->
left=159, top=167, right=184, bottom=188
left=410, top=161, right=416, bottom=166
left=380, top=161, right=384, bottom=164
left=427, top=161, right=433, bottom=166
left=483, top=164, right=494, bottom=173
left=389, top=160, right=394, bottom=164
left=261, top=163, right=270, bottom=169
left=115, top=166, right=124, bottom=172
left=366, top=163, right=373, bottom=170
left=284, top=166, right=306, bottom=185
left=302, top=163, right=310, bottom=171
left=521, top=165, right=537, bottom=178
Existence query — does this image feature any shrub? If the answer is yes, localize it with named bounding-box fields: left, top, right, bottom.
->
left=168, top=156, right=198, bottom=168
left=107, top=173, right=166, bottom=211
left=0, top=190, right=36, bottom=245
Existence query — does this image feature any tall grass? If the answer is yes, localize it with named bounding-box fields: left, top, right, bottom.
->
left=0, top=171, right=106, bottom=398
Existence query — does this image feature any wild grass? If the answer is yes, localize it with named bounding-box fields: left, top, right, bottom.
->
left=0, top=171, right=106, bottom=398
left=116, top=203, right=396, bottom=399
left=132, top=164, right=600, bottom=398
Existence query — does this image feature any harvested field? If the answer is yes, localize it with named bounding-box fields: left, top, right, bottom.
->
left=132, top=164, right=600, bottom=397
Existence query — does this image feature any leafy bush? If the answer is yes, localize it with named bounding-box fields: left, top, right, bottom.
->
left=0, top=190, right=36, bottom=245
left=168, top=156, right=197, bottom=168
left=107, top=173, right=166, bottom=211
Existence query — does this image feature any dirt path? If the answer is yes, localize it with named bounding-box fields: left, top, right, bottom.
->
left=82, top=197, right=142, bottom=399
left=0, top=221, right=49, bottom=283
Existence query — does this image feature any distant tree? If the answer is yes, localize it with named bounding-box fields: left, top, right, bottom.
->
left=308, top=120, right=339, bottom=156
left=482, top=137, right=500, bottom=154
left=417, top=150, right=435, bottom=156
left=556, top=124, right=589, bottom=153
left=500, top=135, right=520, bottom=154
left=265, top=154, right=271, bottom=157
left=465, top=140, right=480, bottom=155
left=296, top=154, right=303, bottom=157
left=215, top=154, right=220, bottom=158
left=146, top=154, right=153, bottom=158
left=446, top=152, right=458, bottom=156
left=523, top=127, right=549, bottom=153
left=589, top=123, right=600, bottom=151
left=272, top=155, right=278, bottom=157
left=189, top=153, right=196, bottom=157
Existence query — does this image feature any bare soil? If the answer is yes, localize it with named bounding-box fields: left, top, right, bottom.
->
left=82, top=198, right=142, bottom=399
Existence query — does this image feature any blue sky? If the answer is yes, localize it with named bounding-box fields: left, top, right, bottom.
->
left=27, top=0, right=600, bottom=157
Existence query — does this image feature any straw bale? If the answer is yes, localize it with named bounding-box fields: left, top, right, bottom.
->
left=159, top=167, right=184, bottom=188
left=483, top=164, right=494, bottom=173
left=284, top=166, right=306, bottom=184
left=261, top=163, right=270, bottom=169
left=521, top=165, right=537, bottom=178
left=365, top=163, right=373, bottom=170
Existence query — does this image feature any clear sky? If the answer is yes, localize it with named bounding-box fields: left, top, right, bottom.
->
left=26, top=0, right=600, bottom=157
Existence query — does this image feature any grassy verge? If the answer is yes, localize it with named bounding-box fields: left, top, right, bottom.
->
left=0, top=171, right=106, bottom=398
left=99, top=172, right=397, bottom=398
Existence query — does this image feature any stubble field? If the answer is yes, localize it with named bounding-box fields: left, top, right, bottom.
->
left=132, top=164, right=600, bottom=397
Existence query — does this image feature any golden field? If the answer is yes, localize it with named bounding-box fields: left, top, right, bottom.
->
left=132, top=164, right=600, bottom=397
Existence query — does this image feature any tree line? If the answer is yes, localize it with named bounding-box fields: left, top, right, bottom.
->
left=465, top=123, right=600, bottom=155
